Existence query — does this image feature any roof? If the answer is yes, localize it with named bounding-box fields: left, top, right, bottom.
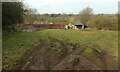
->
left=66, top=22, right=73, bottom=25
left=73, top=21, right=83, bottom=25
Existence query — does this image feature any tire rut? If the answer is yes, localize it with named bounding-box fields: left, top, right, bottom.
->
left=21, top=38, right=118, bottom=70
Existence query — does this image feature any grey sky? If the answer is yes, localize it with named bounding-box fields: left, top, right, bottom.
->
left=23, top=0, right=119, bottom=14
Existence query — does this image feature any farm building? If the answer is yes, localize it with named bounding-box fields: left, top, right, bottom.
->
left=65, top=22, right=75, bottom=29
left=65, top=21, right=87, bottom=29
left=74, top=21, right=87, bottom=29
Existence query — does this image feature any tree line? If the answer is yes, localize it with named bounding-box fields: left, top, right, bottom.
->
left=87, top=14, right=118, bottom=30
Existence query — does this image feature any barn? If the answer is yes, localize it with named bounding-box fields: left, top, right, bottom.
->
left=65, top=22, right=75, bottom=29
left=65, top=22, right=87, bottom=29
left=74, top=21, right=87, bottom=29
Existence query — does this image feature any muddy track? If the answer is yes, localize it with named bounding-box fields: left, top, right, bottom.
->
left=21, top=38, right=118, bottom=70
left=22, top=40, right=49, bottom=70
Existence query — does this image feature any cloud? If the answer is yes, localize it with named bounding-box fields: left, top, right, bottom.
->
left=23, top=0, right=119, bottom=6
left=23, top=0, right=118, bottom=14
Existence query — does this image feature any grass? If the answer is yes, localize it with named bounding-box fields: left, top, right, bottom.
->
left=84, top=48, right=93, bottom=54
left=48, top=41, right=61, bottom=53
left=3, top=29, right=118, bottom=69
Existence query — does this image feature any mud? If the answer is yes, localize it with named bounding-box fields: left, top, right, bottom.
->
left=20, top=38, right=117, bottom=70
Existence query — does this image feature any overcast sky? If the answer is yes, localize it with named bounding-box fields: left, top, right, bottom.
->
left=23, top=0, right=119, bottom=14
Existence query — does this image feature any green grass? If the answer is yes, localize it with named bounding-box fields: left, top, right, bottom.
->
left=48, top=41, right=61, bottom=53
left=84, top=48, right=93, bottom=54
left=3, top=29, right=118, bottom=69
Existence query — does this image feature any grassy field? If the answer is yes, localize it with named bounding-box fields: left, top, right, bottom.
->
left=3, top=29, right=118, bottom=69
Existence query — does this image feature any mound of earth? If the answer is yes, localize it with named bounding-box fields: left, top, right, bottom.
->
left=18, top=38, right=117, bottom=70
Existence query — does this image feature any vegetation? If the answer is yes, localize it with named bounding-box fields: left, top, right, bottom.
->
left=74, top=7, right=93, bottom=25
left=3, top=29, right=118, bottom=69
left=2, top=2, right=24, bottom=31
left=2, top=2, right=24, bottom=26
left=23, top=5, right=38, bottom=24
left=87, top=14, right=118, bottom=30
left=2, top=2, right=37, bottom=33
left=24, top=13, right=75, bottom=24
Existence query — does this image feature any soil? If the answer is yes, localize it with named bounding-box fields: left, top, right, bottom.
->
left=17, top=38, right=118, bottom=70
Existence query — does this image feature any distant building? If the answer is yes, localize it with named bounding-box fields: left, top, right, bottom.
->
left=65, top=22, right=75, bottom=29
left=65, top=21, right=87, bottom=29
left=49, top=22, right=54, bottom=24
left=73, top=21, right=87, bottom=29
left=40, top=22, right=44, bottom=24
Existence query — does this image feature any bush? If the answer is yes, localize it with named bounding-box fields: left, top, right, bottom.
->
left=87, top=15, right=118, bottom=31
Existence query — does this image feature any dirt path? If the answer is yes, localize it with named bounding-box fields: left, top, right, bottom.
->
left=21, top=38, right=118, bottom=70
left=22, top=40, right=49, bottom=70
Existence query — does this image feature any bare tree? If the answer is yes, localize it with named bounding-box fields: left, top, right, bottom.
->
left=75, top=7, right=93, bottom=29
left=23, top=4, right=38, bottom=24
